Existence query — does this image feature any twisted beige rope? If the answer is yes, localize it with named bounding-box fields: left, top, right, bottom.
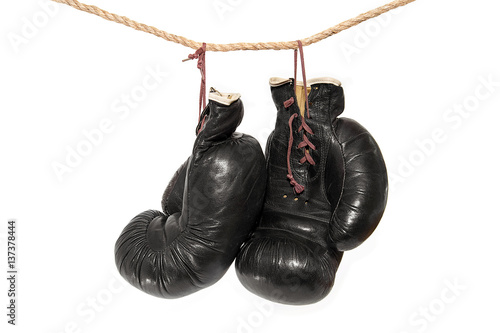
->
left=52, top=0, right=417, bottom=51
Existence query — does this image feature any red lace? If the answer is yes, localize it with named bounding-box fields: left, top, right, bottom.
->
left=184, top=43, right=207, bottom=133
left=283, top=40, right=316, bottom=194
left=286, top=114, right=305, bottom=194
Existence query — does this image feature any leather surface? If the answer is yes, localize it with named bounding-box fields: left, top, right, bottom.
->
left=115, top=97, right=267, bottom=298
left=236, top=78, right=388, bottom=305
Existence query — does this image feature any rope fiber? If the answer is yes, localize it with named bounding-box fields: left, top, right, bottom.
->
left=51, top=0, right=417, bottom=51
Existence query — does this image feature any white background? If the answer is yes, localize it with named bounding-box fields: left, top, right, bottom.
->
left=1, top=0, right=499, bottom=332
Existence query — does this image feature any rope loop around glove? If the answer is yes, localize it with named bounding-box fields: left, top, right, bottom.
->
left=184, top=43, right=207, bottom=132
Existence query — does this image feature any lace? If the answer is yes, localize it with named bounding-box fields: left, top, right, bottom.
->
left=283, top=97, right=294, bottom=108
left=287, top=114, right=304, bottom=194
left=184, top=43, right=207, bottom=133
left=284, top=40, right=316, bottom=194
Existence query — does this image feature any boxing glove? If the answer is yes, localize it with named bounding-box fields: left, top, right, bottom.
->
left=115, top=90, right=266, bottom=298
left=236, top=77, right=388, bottom=305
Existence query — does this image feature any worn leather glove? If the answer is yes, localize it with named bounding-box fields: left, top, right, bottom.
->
left=236, top=77, right=388, bottom=305
left=115, top=90, right=266, bottom=298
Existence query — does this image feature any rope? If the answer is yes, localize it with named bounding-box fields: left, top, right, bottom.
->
left=51, top=0, right=417, bottom=52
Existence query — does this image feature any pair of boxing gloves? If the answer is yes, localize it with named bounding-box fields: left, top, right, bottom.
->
left=115, top=77, right=388, bottom=305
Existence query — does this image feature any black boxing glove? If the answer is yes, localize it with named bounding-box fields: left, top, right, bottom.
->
left=115, top=90, right=266, bottom=298
left=236, top=77, right=388, bottom=305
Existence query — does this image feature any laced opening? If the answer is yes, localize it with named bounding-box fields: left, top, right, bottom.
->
left=286, top=113, right=304, bottom=194
left=284, top=40, right=316, bottom=194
